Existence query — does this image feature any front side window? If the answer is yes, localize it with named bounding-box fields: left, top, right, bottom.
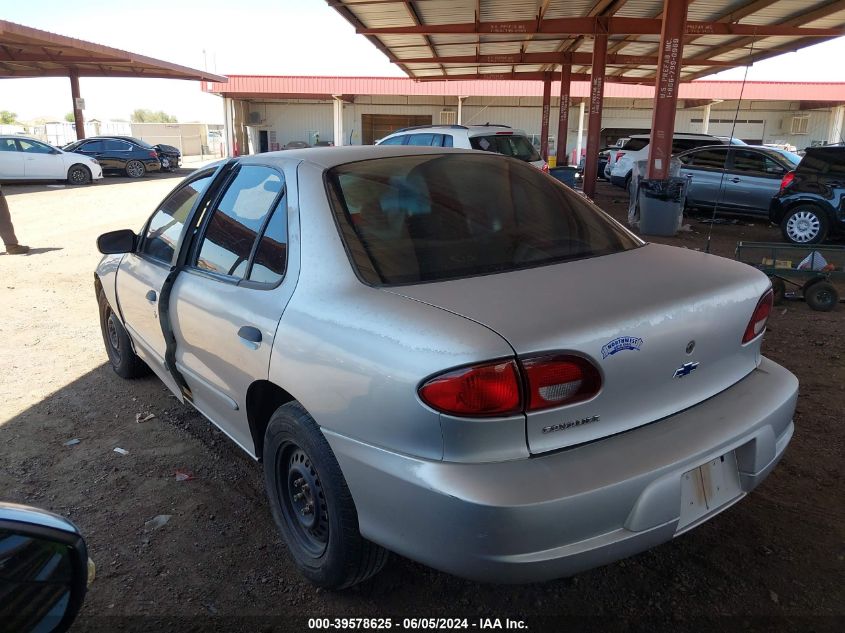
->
left=141, top=174, right=214, bottom=263
left=80, top=140, right=105, bottom=152
left=405, top=133, right=438, bottom=146
left=622, top=138, right=649, bottom=152
left=327, top=154, right=640, bottom=285
left=379, top=136, right=406, bottom=146
left=17, top=139, right=54, bottom=154
left=685, top=148, right=728, bottom=170
left=469, top=135, right=541, bottom=162
left=194, top=165, right=284, bottom=279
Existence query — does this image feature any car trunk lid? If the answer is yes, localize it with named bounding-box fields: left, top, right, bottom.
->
left=387, top=243, right=770, bottom=454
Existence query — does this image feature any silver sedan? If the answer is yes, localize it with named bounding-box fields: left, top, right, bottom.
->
left=95, top=146, right=797, bottom=588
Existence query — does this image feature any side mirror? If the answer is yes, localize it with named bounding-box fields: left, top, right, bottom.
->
left=97, top=229, right=137, bottom=254
left=0, top=503, right=90, bottom=633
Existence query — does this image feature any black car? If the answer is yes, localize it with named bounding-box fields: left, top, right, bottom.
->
left=153, top=143, right=181, bottom=171
left=770, top=145, right=845, bottom=244
left=63, top=136, right=161, bottom=178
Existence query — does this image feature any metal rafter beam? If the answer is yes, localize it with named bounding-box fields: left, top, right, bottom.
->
left=396, top=52, right=737, bottom=66
left=356, top=18, right=844, bottom=37
left=416, top=71, right=652, bottom=84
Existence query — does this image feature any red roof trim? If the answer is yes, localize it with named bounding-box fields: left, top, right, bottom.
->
left=204, top=75, right=845, bottom=101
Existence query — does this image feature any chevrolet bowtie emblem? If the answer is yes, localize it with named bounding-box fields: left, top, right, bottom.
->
left=674, top=361, right=699, bottom=378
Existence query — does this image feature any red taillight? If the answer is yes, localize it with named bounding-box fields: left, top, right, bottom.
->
left=615, top=151, right=625, bottom=162
left=522, top=355, right=602, bottom=411
left=742, top=289, right=774, bottom=344
left=779, top=170, right=795, bottom=192
left=149, top=150, right=158, bottom=158
left=419, top=360, right=521, bottom=417
left=418, top=355, right=602, bottom=417
left=541, top=162, right=549, bottom=173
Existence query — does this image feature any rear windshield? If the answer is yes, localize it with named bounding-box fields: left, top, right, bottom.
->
left=326, top=154, right=640, bottom=286
left=469, top=134, right=541, bottom=162
left=797, top=148, right=845, bottom=176
left=622, top=138, right=649, bottom=151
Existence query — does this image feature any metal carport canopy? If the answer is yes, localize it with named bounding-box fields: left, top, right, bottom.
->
left=327, top=0, right=845, bottom=196
left=0, top=19, right=227, bottom=139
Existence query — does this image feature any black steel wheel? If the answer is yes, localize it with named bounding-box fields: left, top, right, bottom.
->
left=67, top=164, right=92, bottom=185
left=263, top=402, right=388, bottom=589
left=97, top=289, right=149, bottom=378
left=125, top=160, right=145, bottom=178
left=805, top=280, right=839, bottom=312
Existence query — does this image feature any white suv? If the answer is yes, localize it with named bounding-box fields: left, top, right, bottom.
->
left=609, top=133, right=744, bottom=188
left=377, top=124, right=548, bottom=171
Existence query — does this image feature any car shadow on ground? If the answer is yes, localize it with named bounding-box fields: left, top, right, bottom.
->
left=2, top=169, right=196, bottom=196
left=2, top=357, right=841, bottom=631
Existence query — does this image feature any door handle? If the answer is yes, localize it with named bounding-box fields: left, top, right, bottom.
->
left=238, top=326, right=263, bottom=346
left=145, top=290, right=157, bottom=302
left=728, top=177, right=741, bottom=183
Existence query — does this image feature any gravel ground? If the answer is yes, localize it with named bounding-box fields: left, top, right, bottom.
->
left=0, top=172, right=842, bottom=633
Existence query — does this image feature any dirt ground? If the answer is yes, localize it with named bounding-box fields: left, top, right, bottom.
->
left=0, top=172, right=842, bottom=633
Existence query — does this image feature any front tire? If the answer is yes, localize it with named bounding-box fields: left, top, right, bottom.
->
left=263, top=402, right=388, bottom=589
left=97, top=290, right=150, bottom=378
left=781, top=205, right=829, bottom=244
left=125, top=160, right=146, bottom=179
left=67, top=164, right=92, bottom=185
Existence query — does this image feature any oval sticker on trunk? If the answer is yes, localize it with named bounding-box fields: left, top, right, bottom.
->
left=601, top=336, right=643, bottom=359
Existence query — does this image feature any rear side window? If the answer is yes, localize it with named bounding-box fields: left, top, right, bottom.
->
left=141, top=174, right=214, bottom=263
left=327, top=154, right=640, bottom=285
left=622, top=138, right=649, bottom=151
left=469, top=135, right=541, bottom=162
left=0, top=139, right=18, bottom=152
left=194, top=165, right=284, bottom=280
left=682, top=148, right=728, bottom=169
left=104, top=140, right=132, bottom=151
left=442, top=135, right=454, bottom=147
left=798, top=149, right=845, bottom=177
left=248, top=203, right=288, bottom=285
left=732, top=150, right=784, bottom=175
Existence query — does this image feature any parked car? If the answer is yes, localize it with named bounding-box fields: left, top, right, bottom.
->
left=609, top=133, right=743, bottom=189
left=0, top=135, right=103, bottom=185
left=678, top=145, right=801, bottom=216
left=0, top=502, right=92, bottom=633
left=770, top=144, right=845, bottom=244
left=377, top=124, right=548, bottom=171
left=95, top=146, right=796, bottom=589
left=153, top=143, right=181, bottom=171
left=63, top=136, right=160, bottom=178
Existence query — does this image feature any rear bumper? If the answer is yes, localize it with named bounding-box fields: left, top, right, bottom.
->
left=610, top=173, right=629, bottom=188
left=327, top=357, right=797, bottom=583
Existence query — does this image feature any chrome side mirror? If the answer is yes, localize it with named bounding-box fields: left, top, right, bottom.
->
left=0, top=503, right=90, bottom=633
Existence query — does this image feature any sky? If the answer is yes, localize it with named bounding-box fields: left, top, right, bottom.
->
left=0, top=0, right=844, bottom=124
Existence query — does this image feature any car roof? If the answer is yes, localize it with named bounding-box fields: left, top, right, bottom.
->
left=240, top=145, right=479, bottom=170
left=386, top=124, right=526, bottom=136
left=629, top=133, right=719, bottom=139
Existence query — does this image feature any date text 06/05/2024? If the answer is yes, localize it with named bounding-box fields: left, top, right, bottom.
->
left=307, top=618, right=528, bottom=630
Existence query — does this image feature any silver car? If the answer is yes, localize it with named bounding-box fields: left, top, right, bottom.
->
left=95, top=146, right=797, bottom=588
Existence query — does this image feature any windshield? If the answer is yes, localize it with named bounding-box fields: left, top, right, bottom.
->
left=469, top=134, right=541, bottom=162
left=327, top=154, right=641, bottom=286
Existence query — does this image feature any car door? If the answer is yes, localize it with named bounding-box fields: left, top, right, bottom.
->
left=722, top=149, right=786, bottom=214
left=0, top=138, right=24, bottom=178
left=115, top=170, right=216, bottom=394
left=74, top=140, right=110, bottom=169
left=103, top=139, right=134, bottom=170
left=18, top=139, right=64, bottom=179
left=169, top=163, right=296, bottom=455
left=678, top=147, right=729, bottom=209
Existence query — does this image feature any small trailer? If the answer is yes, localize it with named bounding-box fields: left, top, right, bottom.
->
left=735, top=241, right=845, bottom=311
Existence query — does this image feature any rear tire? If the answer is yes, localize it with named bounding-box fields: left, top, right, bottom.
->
left=67, top=164, right=91, bottom=185
left=125, top=160, right=146, bottom=179
left=780, top=205, right=829, bottom=244
left=804, top=280, right=839, bottom=311
left=263, top=402, right=388, bottom=589
left=97, top=290, right=150, bottom=378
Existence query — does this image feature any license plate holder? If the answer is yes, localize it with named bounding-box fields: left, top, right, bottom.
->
left=678, top=451, right=743, bottom=533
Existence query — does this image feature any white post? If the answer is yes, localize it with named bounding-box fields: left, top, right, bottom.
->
left=575, top=100, right=585, bottom=166
left=457, top=96, right=466, bottom=125
left=223, top=97, right=234, bottom=158
left=332, top=95, right=344, bottom=146
left=702, top=103, right=711, bottom=134
left=827, top=105, right=845, bottom=144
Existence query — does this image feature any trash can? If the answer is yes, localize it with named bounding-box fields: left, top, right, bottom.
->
left=637, top=177, right=688, bottom=236
left=549, top=166, right=578, bottom=188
